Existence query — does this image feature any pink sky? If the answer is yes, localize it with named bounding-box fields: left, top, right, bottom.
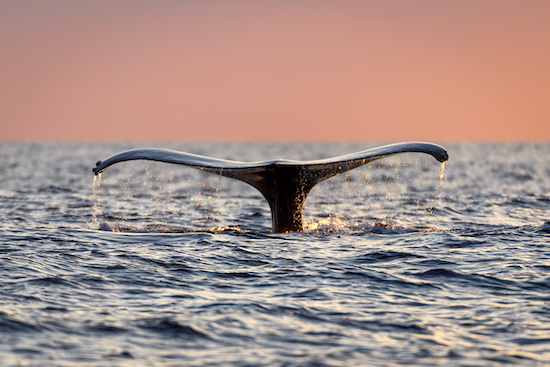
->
left=1, top=1, right=549, bottom=142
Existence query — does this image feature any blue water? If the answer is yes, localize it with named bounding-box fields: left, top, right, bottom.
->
left=1, top=142, right=549, bottom=366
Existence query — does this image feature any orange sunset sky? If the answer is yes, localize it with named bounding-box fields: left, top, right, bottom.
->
left=1, top=1, right=549, bottom=142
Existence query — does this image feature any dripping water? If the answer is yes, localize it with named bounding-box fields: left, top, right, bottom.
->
left=91, top=173, right=102, bottom=225
left=439, top=161, right=446, bottom=186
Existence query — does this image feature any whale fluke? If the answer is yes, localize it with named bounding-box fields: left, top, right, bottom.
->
left=93, top=142, right=448, bottom=233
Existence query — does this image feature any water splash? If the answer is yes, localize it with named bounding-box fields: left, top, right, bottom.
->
left=304, top=215, right=347, bottom=233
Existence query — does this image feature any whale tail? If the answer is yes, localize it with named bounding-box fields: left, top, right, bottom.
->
left=93, top=142, right=448, bottom=233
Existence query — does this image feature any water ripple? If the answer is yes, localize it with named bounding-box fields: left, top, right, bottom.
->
left=1, top=142, right=550, bottom=366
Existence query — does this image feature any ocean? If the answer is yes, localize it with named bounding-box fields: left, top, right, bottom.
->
left=1, top=142, right=549, bottom=366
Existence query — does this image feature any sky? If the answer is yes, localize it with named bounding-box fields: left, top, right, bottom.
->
left=1, top=1, right=549, bottom=142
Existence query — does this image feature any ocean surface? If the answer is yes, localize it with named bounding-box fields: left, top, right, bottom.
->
left=1, top=142, right=549, bottom=367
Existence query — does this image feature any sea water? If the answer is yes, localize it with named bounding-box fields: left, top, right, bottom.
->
left=1, top=142, right=549, bottom=366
